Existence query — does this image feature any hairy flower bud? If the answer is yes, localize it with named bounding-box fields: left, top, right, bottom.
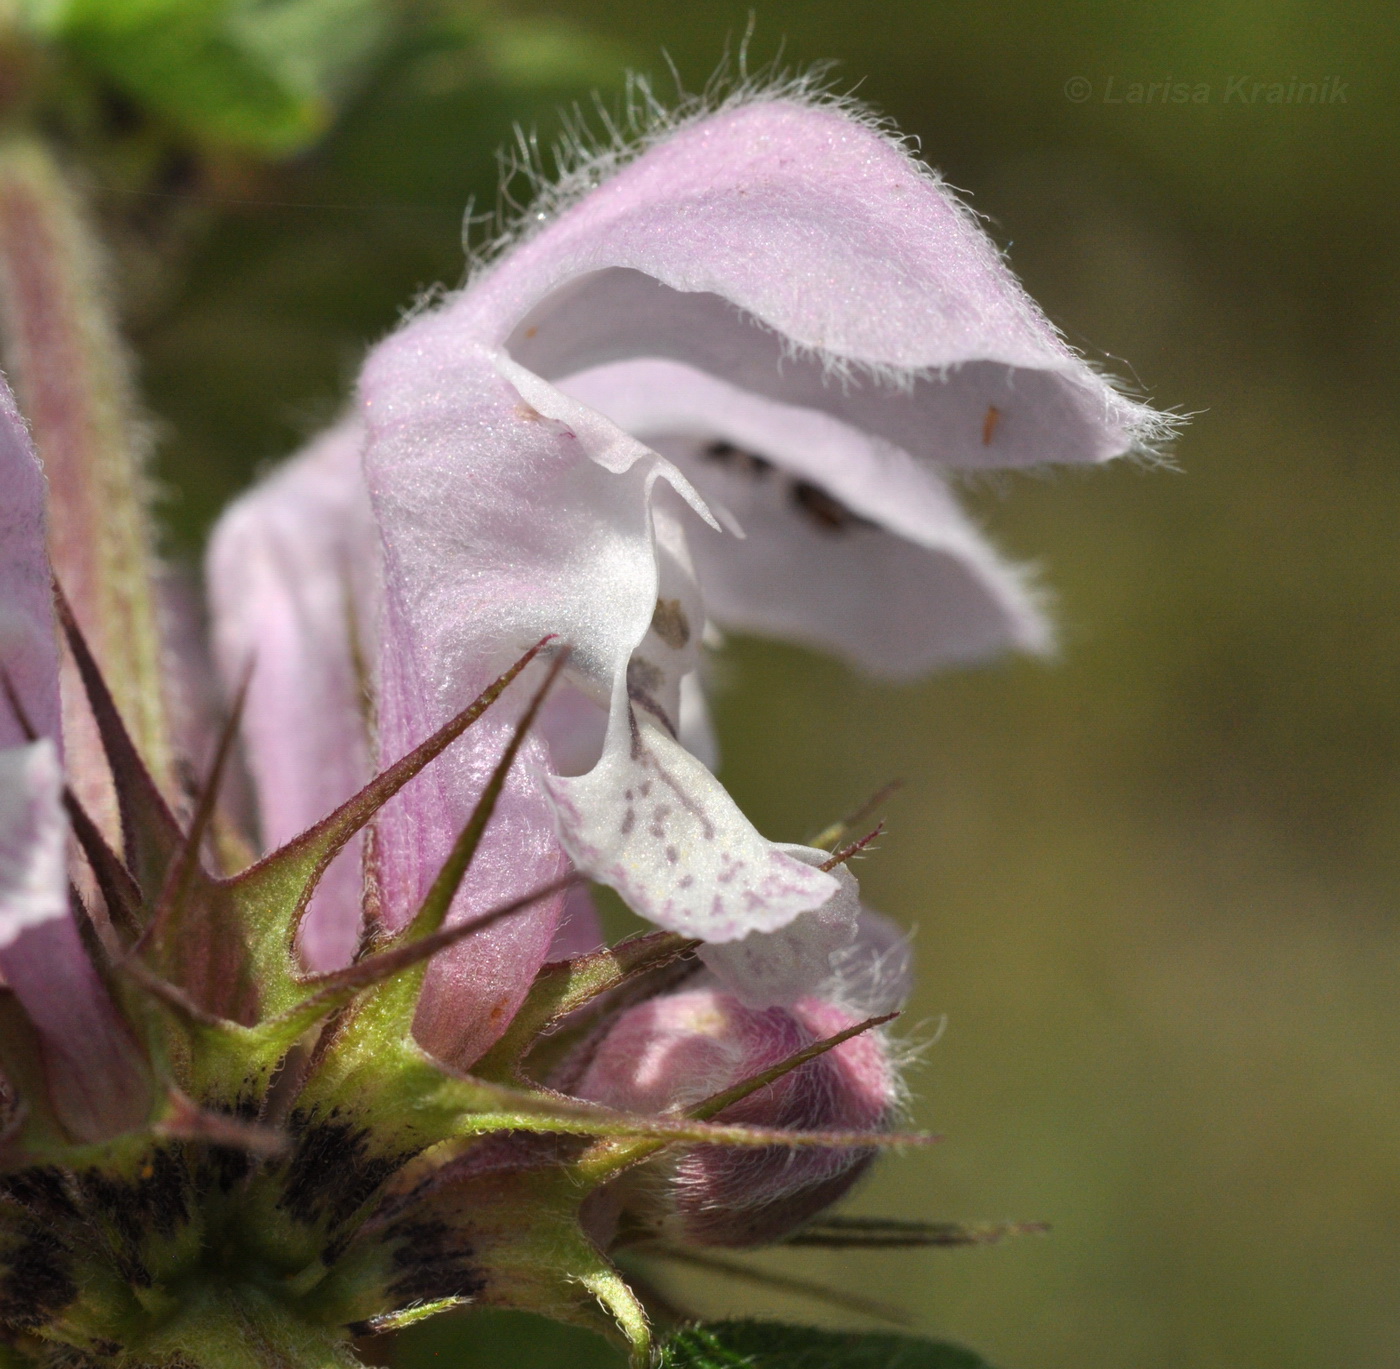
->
left=574, top=987, right=900, bottom=1248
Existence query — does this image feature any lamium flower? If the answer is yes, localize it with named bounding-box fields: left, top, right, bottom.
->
left=212, top=94, right=1163, bottom=1039
left=0, top=86, right=1167, bottom=1369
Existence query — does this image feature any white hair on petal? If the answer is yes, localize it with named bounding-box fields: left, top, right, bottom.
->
left=444, top=47, right=1181, bottom=464
left=461, top=46, right=868, bottom=279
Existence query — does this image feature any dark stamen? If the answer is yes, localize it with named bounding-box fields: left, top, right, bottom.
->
left=790, top=480, right=877, bottom=535
left=701, top=440, right=773, bottom=479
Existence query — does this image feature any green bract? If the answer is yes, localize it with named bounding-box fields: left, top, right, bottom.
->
left=0, top=623, right=917, bottom=1369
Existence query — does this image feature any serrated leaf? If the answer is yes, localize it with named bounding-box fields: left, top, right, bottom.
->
left=658, top=1322, right=996, bottom=1369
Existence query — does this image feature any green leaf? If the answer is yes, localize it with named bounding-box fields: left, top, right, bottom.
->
left=22, top=0, right=391, bottom=154
left=388, top=1307, right=624, bottom=1369
left=658, top=1322, right=996, bottom=1369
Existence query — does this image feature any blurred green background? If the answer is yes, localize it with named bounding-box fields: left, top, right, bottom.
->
left=126, top=2, right=1399, bottom=1366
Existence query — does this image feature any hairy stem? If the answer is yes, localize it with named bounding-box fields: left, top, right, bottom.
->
left=0, top=131, right=171, bottom=823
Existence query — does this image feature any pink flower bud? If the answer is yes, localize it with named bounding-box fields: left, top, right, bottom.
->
left=574, top=986, right=899, bottom=1248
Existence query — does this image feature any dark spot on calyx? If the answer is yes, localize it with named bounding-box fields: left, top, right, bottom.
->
left=0, top=1167, right=79, bottom=1221
left=382, top=1217, right=487, bottom=1306
left=75, top=1145, right=192, bottom=1287
left=278, top=1109, right=405, bottom=1231
left=650, top=598, right=691, bottom=650
left=0, top=1220, right=78, bottom=1328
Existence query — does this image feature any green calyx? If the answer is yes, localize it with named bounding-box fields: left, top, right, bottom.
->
left=0, top=625, right=925, bottom=1369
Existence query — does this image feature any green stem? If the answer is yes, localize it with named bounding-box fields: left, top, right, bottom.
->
left=0, top=131, right=171, bottom=816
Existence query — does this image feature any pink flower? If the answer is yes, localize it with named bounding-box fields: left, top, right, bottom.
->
left=209, top=94, right=1165, bottom=1063
left=0, top=373, right=147, bottom=1141
left=206, top=419, right=381, bottom=973
left=0, top=91, right=1171, bottom=1358
left=571, top=902, right=910, bottom=1247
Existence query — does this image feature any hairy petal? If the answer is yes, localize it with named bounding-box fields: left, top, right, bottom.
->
left=362, top=337, right=836, bottom=1015
left=697, top=845, right=860, bottom=1008
left=356, top=96, right=1158, bottom=984
left=206, top=419, right=379, bottom=970
left=830, top=907, right=915, bottom=1017
left=462, top=99, right=1161, bottom=470
left=561, top=358, right=1048, bottom=675
left=0, top=371, right=59, bottom=748
left=362, top=341, right=618, bottom=1066
left=0, top=739, right=148, bottom=1138
left=547, top=882, right=605, bottom=959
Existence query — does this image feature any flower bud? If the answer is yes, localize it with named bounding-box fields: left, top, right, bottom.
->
left=574, top=986, right=900, bottom=1248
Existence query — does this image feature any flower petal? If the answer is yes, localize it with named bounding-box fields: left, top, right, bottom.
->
left=547, top=882, right=605, bottom=959
left=827, top=907, right=914, bottom=1017
left=0, top=371, right=59, bottom=749
left=363, top=331, right=837, bottom=962
left=206, top=419, right=379, bottom=970
left=0, top=739, right=66, bottom=947
left=363, top=337, right=665, bottom=707
left=545, top=718, right=837, bottom=943
left=562, top=358, right=1048, bottom=675
left=0, top=739, right=149, bottom=1138
left=356, top=97, right=1158, bottom=986
left=361, top=340, right=636, bottom=1065
left=0, top=379, right=148, bottom=1137
left=697, top=844, right=860, bottom=1008
left=455, top=99, right=1162, bottom=470
left=677, top=669, right=718, bottom=771
left=535, top=683, right=610, bottom=778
